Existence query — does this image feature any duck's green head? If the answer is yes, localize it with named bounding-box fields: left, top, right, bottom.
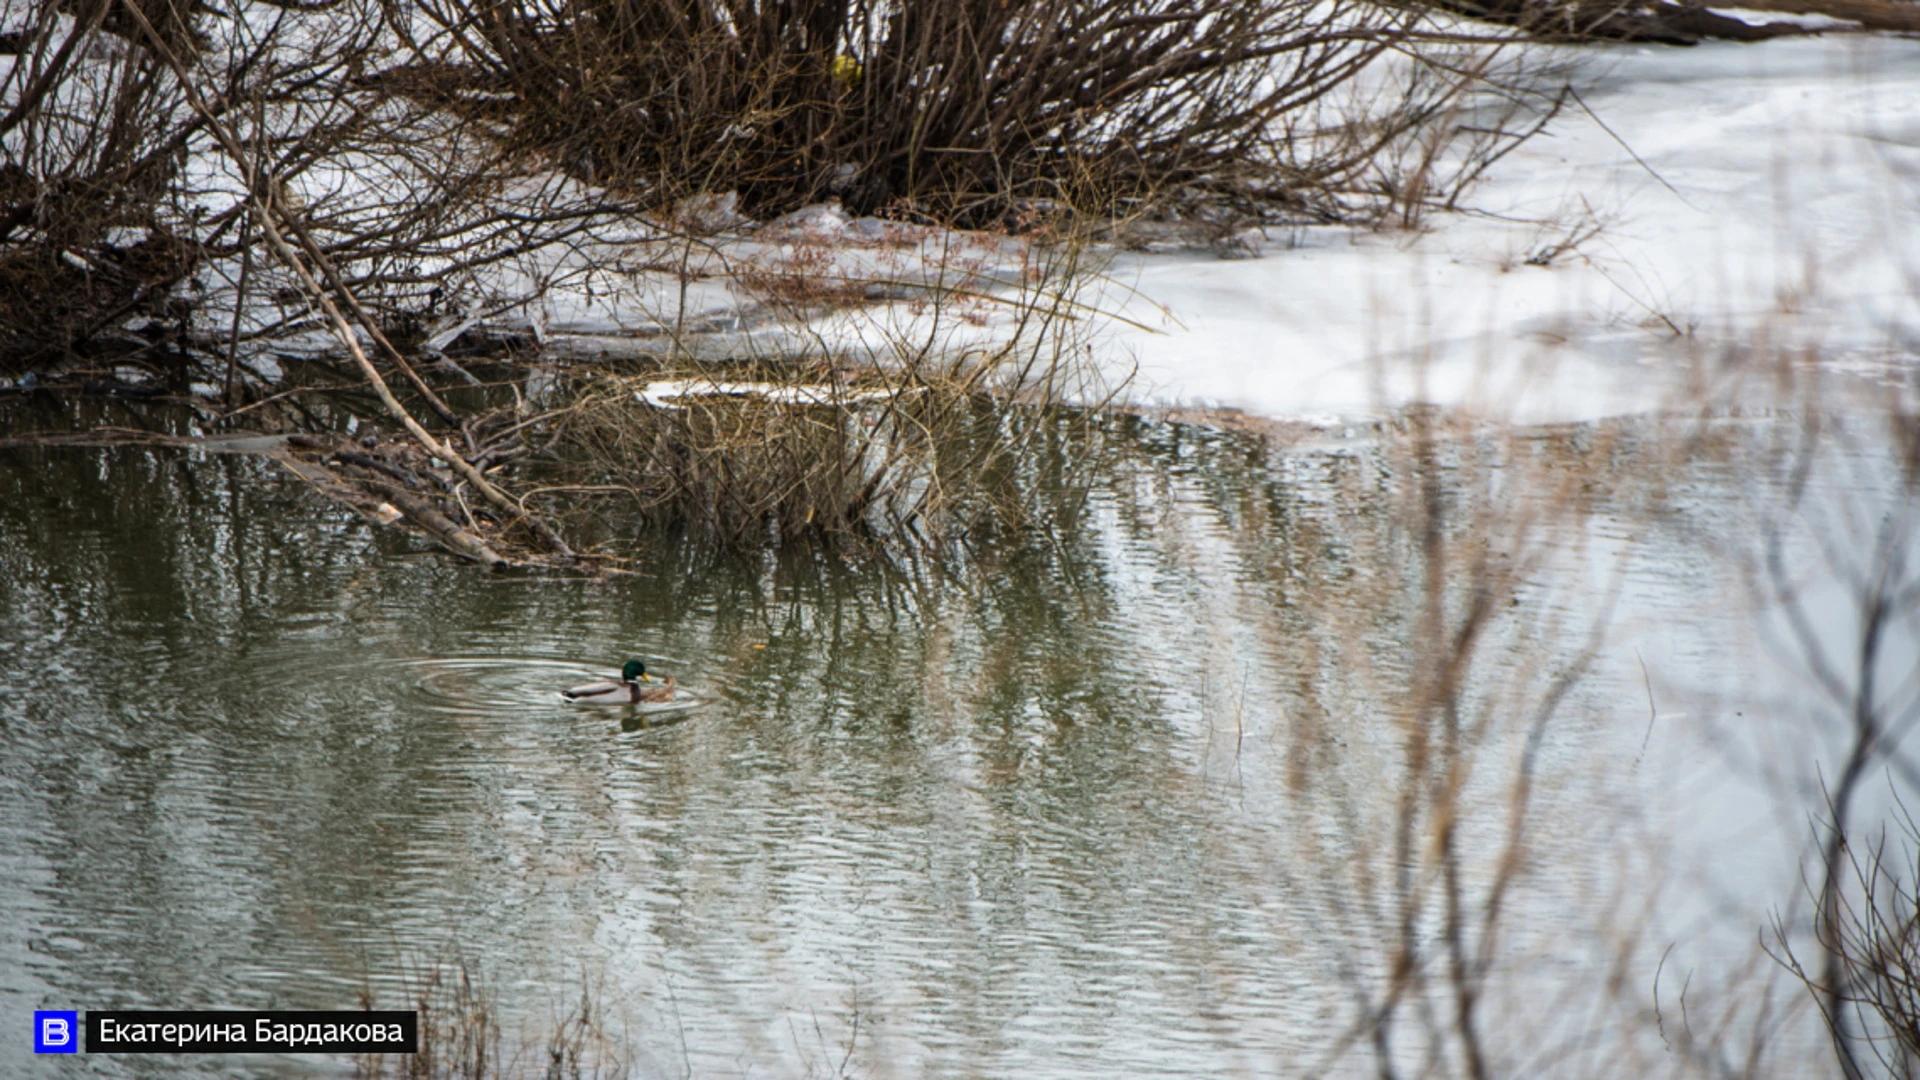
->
left=621, top=659, right=651, bottom=683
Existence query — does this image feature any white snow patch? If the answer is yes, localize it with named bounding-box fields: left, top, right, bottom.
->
left=1089, top=35, right=1920, bottom=424
left=146, top=33, right=1915, bottom=429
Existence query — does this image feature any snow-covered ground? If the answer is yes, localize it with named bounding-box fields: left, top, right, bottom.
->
left=24, top=18, right=1906, bottom=423
left=1092, top=34, right=1920, bottom=424
left=500, top=34, right=1918, bottom=425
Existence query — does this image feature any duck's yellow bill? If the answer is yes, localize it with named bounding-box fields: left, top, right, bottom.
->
left=640, top=673, right=653, bottom=682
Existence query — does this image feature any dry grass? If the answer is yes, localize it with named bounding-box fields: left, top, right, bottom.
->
left=355, top=956, right=633, bottom=1080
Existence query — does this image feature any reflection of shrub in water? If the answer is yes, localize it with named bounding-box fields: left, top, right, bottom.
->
left=552, top=364, right=1104, bottom=553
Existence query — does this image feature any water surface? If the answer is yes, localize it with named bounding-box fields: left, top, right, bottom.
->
left=1, top=406, right=1910, bottom=1077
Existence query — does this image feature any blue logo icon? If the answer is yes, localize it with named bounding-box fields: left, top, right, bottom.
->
left=34, top=1011, right=78, bottom=1054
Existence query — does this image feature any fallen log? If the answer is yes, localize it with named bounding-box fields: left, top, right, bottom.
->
left=272, top=441, right=512, bottom=568
left=1428, top=0, right=1843, bottom=41
left=360, top=478, right=510, bottom=569
left=1721, top=0, right=1920, bottom=32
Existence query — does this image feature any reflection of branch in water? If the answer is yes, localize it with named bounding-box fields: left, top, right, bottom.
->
left=1756, top=401, right=1920, bottom=1079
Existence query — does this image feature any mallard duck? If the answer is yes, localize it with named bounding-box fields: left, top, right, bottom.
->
left=560, top=660, right=677, bottom=704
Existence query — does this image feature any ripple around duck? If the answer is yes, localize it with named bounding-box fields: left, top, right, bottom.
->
left=617, top=700, right=700, bottom=734
left=392, top=656, right=705, bottom=721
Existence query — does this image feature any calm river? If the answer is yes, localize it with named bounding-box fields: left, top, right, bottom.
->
left=2, top=399, right=1912, bottom=1077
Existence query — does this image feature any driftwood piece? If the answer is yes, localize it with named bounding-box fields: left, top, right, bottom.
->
left=1430, top=0, right=1863, bottom=41
left=1725, top=0, right=1920, bottom=31
left=361, top=479, right=510, bottom=568
left=275, top=438, right=511, bottom=567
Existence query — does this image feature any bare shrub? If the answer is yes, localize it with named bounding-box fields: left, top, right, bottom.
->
left=0, top=0, right=203, bottom=373
left=1754, top=385, right=1920, bottom=1079
left=2, top=0, right=1564, bottom=390
left=390, top=0, right=1532, bottom=224
left=1772, top=801, right=1920, bottom=1080
left=0, top=0, right=648, bottom=385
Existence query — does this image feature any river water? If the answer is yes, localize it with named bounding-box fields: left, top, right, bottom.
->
left=1, top=399, right=1913, bottom=1078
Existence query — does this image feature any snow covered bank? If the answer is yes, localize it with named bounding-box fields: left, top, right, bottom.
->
left=37, top=22, right=1906, bottom=432
left=1091, top=35, right=1920, bottom=424
left=511, top=35, right=1917, bottom=428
